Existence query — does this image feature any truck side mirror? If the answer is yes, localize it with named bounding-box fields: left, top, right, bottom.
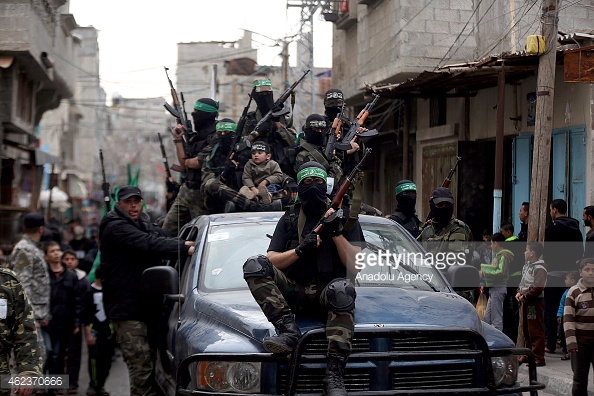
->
left=446, top=265, right=480, bottom=291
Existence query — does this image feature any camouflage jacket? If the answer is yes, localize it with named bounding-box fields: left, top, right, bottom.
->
left=0, top=267, right=44, bottom=376
left=7, top=236, right=51, bottom=322
left=417, top=216, right=473, bottom=255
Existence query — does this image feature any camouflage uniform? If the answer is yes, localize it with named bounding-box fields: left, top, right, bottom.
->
left=7, top=236, right=51, bottom=322
left=0, top=267, right=44, bottom=380
left=245, top=265, right=354, bottom=354
left=417, top=216, right=473, bottom=253
left=111, top=320, right=154, bottom=396
left=201, top=142, right=258, bottom=213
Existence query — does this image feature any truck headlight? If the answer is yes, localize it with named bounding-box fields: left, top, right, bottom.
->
left=197, top=361, right=261, bottom=393
left=491, top=356, right=518, bottom=387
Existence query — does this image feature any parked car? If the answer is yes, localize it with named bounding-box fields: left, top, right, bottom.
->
left=142, top=212, right=545, bottom=395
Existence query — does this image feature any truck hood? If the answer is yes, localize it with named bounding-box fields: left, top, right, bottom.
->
left=194, top=287, right=483, bottom=341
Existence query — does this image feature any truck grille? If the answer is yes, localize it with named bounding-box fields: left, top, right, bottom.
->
left=277, top=332, right=477, bottom=393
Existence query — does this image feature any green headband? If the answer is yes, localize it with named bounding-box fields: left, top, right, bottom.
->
left=216, top=122, right=236, bottom=132
left=297, top=167, right=327, bottom=184
left=395, top=182, right=416, bottom=195
left=194, top=100, right=219, bottom=116
left=253, top=79, right=272, bottom=88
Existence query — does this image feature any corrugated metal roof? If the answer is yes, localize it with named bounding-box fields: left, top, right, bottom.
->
left=367, top=29, right=594, bottom=98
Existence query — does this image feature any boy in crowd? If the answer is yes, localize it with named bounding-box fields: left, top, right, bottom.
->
left=516, top=242, right=547, bottom=366
left=239, top=141, right=284, bottom=205
left=558, top=270, right=580, bottom=360
left=83, top=265, right=114, bottom=396
left=564, top=258, right=594, bottom=395
left=479, top=233, right=512, bottom=331
left=62, top=250, right=91, bottom=394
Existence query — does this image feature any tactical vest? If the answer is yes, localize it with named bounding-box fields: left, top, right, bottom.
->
left=389, top=210, right=421, bottom=238
left=282, top=204, right=344, bottom=284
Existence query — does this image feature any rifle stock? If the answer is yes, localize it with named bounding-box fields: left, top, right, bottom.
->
left=252, top=69, right=310, bottom=135
left=442, top=156, right=462, bottom=188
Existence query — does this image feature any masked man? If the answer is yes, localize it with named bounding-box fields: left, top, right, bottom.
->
left=388, top=180, right=421, bottom=238
left=243, top=161, right=364, bottom=396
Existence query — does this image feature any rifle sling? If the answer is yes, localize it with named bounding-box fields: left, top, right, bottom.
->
left=300, top=141, right=330, bottom=169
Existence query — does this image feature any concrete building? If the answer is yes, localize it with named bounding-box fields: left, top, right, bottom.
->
left=175, top=31, right=330, bottom=130
left=328, top=0, right=594, bottom=239
left=104, top=96, right=173, bottom=214
left=38, top=26, right=108, bottom=222
left=0, top=0, right=77, bottom=250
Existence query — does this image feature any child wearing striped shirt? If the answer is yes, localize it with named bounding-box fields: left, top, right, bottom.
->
left=564, top=258, right=594, bottom=396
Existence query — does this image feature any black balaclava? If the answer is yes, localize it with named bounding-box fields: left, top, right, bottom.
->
left=304, top=114, right=327, bottom=147
left=297, top=161, right=328, bottom=217
left=254, top=92, right=274, bottom=115
left=192, top=98, right=219, bottom=140
left=430, top=200, right=454, bottom=228
left=395, top=180, right=417, bottom=213
left=217, top=118, right=235, bottom=151
left=324, top=88, right=344, bottom=120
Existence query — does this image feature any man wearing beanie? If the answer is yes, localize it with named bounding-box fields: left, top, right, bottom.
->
left=163, top=97, right=219, bottom=235
left=243, top=161, right=364, bottom=396
left=388, top=180, right=421, bottom=238
left=8, top=212, right=51, bottom=329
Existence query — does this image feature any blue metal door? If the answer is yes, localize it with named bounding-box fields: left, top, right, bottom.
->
left=569, top=125, right=586, bottom=235
left=512, top=133, right=533, bottom=236
left=552, top=129, right=568, bottom=201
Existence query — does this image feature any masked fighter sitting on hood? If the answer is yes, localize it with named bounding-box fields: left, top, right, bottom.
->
left=243, top=161, right=364, bottom=396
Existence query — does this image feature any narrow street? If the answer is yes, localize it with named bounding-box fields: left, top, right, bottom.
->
left=72, top=342, right=129, bottom=396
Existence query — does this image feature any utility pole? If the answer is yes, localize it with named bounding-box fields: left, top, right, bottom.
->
left=281, top=40, right=290, bottom=90
left=493, top=69, right=505, bottom=234
left=210, top=64, right=217, bottom=100
left=527, top=0, right=559, bottom=242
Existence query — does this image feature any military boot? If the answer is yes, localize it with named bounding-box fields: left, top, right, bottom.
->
left=262, top=314, right=301, bottom=354
left=323, top=353, right=348, bottom=396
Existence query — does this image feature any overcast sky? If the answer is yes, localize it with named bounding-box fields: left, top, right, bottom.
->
left=69, top=0, right=333, bottom=101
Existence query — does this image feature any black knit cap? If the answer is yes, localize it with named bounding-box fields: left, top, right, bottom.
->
left=24, top=212, right=44, bottom=228
left=324, top=88, right=344, bottom=107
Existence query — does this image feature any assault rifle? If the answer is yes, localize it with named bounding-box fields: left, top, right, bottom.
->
left=230, top=88, right=255, bottom=157
left=314, top=148, right=373, bottom=233
left=157, top=133, right=176, bottom=182
left=324, top=102, right=345, bottom=160
left=99, top=149, right=110, bottom=212
left=334, top=94, right=380, bottom=151
left=251, top=69, right=311, bottom=138
left=442, top=156, right=462, bottom=188
left=163, top=66, right=193, bottom=156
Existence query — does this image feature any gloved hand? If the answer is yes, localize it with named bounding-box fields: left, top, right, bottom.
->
left=318, top=211, right=343, bottom=239
left=295, top=233, right=318, bottom=257
left=221, top=160, right=237, bottom=180
left=284, top=181, right=298, bottom=194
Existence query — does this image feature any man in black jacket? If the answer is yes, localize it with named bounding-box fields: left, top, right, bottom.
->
left=543, top=198, right=583, bottom=353
left=388, top=180, right=421, bottom=238
left=100, top=185, right=195, bottom=396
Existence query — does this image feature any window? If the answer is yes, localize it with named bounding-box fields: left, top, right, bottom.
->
left=430, top=95, right=447, bottom=127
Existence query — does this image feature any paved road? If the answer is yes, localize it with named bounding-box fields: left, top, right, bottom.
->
left=70, top=342, right=129, bottom=396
